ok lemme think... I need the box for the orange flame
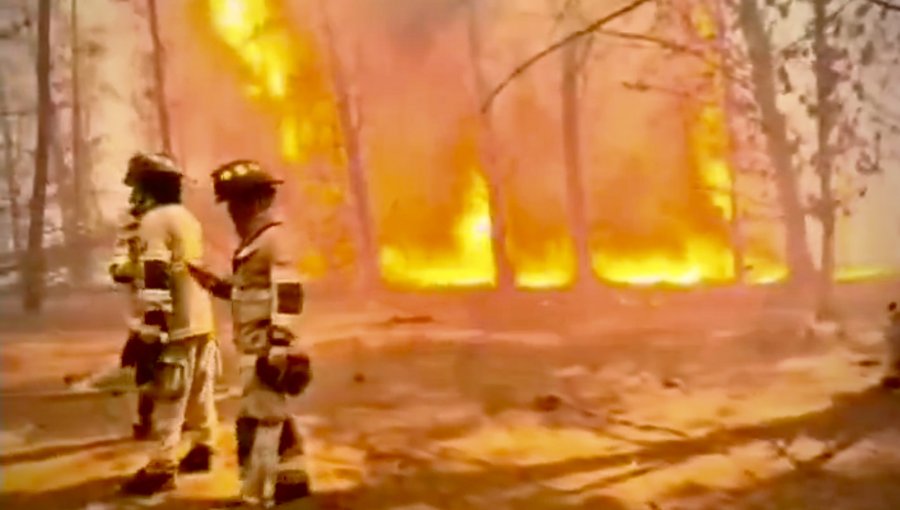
[208,0,340,166]
[380,169,496,287]
[589,5,784,287]
[202,0,888,289]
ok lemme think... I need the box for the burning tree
[600,0,899,295]
[163,0,896,293]
[464,0,516,292]
[558,0,595,289]
[205,1,380,285]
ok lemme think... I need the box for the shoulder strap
[233,221,282,259]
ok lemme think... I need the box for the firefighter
[881,301,900,390]
[119,152,220,496]
[109,204,159,440]
[188,159,311,506]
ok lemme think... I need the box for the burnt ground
[1,281,899,510]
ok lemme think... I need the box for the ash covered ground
[1,282,900,510]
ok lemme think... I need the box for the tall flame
[591,3,783,287]
[380,169,496,287]
[200,0,887,289]
[208,0,340,166]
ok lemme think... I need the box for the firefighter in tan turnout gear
[109,205,159,440]
[119,153,220,496]
[188,159,311,506]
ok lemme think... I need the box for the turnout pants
[123,331,158,429]
[236,354,306,503]
[148,334,218,468]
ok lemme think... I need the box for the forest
[0,0,899,508]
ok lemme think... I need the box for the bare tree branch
[861,0,900,11]
[481,0,655,112]
[596,28,704,58]
[776,0,852,58]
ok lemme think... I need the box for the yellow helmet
[211,159,283,202]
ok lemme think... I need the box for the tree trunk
[737,0,815,287]
[23,0,52,312]
[0,77,23,257]
[710,0,746,284]
[50,102,77,260]
[147,0,172,154]
[68,0,88,286]
[561,38,593,287]
[22,3,80,286]
[465,0,515,291]
[321,11,378,292]
[81,103,100,228]
[812,0,837,317]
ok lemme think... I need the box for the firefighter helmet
[124,152,182,187]
[211,159,283,203]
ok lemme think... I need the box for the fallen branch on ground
[535,393,692,439]
[767,436,857,472]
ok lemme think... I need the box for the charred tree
[321,11,378,292]
[561,33,594,287]
[465,0,515,291]
[146,0,172,154]
[810,0,839,317]
[737,0,816,288]
[23,0,52,311]
[709,1,747,284]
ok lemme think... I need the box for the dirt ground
[1,282,899,509]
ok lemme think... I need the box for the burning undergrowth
[166,0,798,289]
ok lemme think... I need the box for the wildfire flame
[377,119,576,290]
[380,169,496,287]
[202,0,887,289]
[208,0,340,166]
[589,5,785,287]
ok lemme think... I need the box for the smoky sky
[362,0,469,50]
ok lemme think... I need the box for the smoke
[359,0,468,51]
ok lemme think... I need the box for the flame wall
[152,0,892,289]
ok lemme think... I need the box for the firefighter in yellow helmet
[188,159,311,506]
[119,152,220,496]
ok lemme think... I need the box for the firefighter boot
[121,461,176,496]
[178,444,213,473]
[273,469,310,505]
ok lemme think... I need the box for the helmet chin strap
[128,187,158,215]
